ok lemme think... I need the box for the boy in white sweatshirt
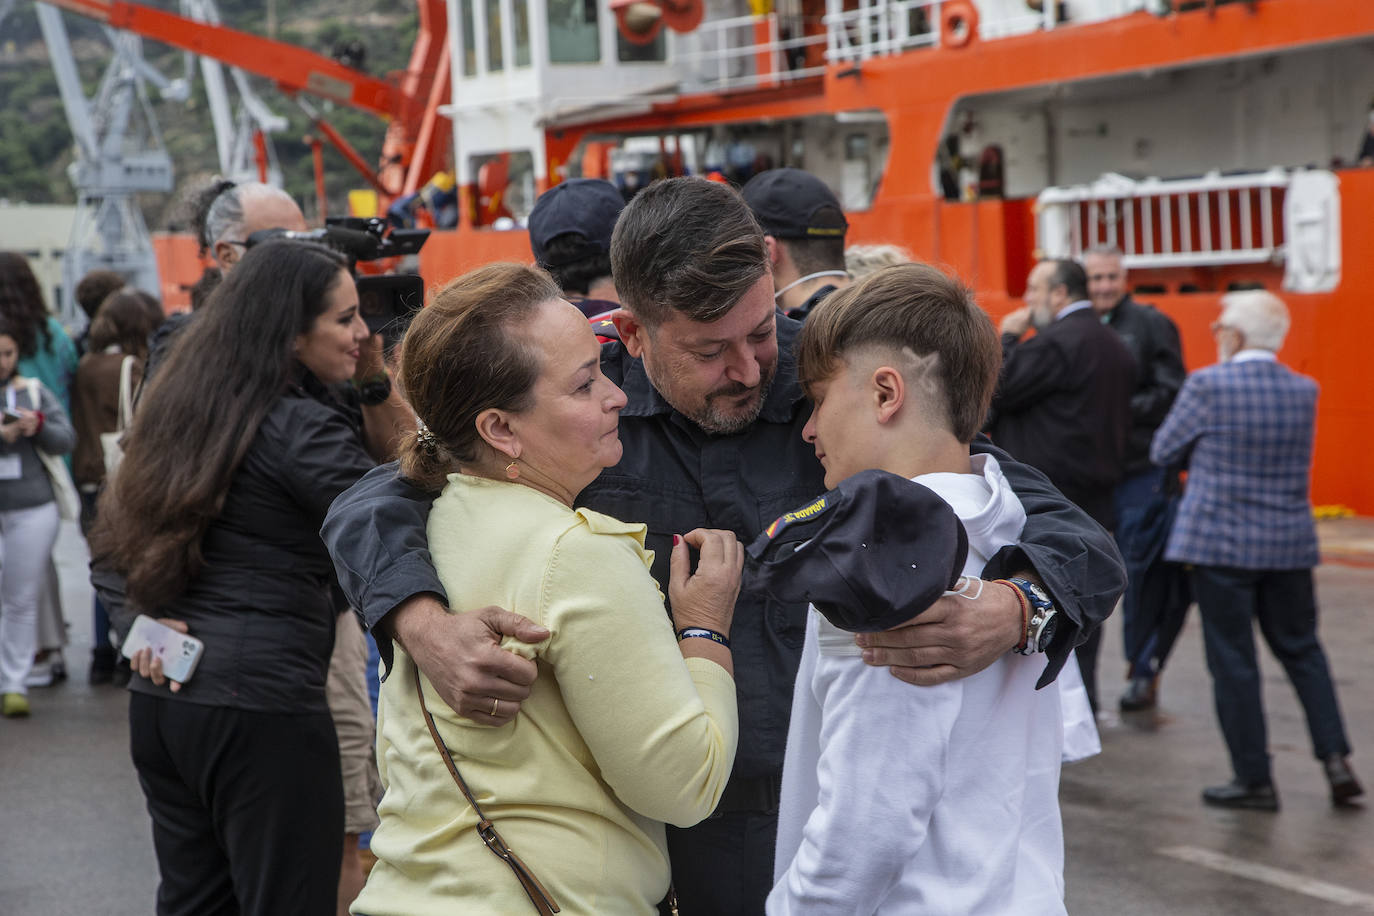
[754,263,1067,915]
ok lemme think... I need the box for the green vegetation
[0,0,419,225]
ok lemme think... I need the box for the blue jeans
[1189,565,1351,786]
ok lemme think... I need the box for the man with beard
[322,179,1126,915]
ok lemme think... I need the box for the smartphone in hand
[120,615,205,684]
[1,408,22,425]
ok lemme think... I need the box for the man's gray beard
[692,370,776,436]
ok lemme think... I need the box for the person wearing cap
[528,178,626,320]
[759,262,1068,914]
[742,168,852,321]
[321,178,1124,916]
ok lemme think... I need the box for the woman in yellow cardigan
[353,264,741,916]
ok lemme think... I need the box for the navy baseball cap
[744,469,968,632]
[528,179,626,268]
[741,168,848,240]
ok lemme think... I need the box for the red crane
[42,0,451,204]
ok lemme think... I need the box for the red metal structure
[42,0,451,202]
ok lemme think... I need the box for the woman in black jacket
[93,240,374,916]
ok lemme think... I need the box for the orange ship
[126,0,1372,511]
[411,0,1374,512]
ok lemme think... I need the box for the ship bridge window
[564,111,890,210]
[487,0,505,71]
[548,0,601,62]
[460,0,477,75]
[469,151,537,227]
[515,0,532,66]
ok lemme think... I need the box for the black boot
[89,646,117,685]
[1201,780,1279,811]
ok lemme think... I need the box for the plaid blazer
[1150,357,1319,570]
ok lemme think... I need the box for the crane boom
[41,0,414,121]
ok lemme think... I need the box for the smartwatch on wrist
[1006,576,1058,655]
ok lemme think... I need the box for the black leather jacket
[322,314,1125,781]
[96,370,375,714]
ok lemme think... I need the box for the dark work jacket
[987,307,1138,529]
[785,284,838,322]
[97,369,375,714]
[1103,295,1186,474]
[323,313,1126,782]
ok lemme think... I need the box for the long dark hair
[0,251,53,358]
[93,240,349,608]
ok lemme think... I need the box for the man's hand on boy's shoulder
[854,579,1023,686]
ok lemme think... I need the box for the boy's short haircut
[798,263,1000,443]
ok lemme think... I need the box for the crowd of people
[0,161,1362,914]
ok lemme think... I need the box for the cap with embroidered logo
[744,469,967,632]
[741,168,849,241]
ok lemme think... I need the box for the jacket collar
[618,310,806,428]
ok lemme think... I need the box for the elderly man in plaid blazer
[1151,290,1361,811]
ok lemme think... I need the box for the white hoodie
[768,453,1067,915]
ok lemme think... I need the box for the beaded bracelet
[676,627,730,648]
[992,579,1031,653]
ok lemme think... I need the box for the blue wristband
[676,627,730,648]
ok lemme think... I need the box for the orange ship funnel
[611,0,703,45]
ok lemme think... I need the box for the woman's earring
[505,461,520,480]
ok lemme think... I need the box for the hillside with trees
[0,0,418,229]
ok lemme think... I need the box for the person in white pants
[1,327,76,717]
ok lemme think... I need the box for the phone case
[120,615,205,683]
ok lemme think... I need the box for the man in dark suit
[1151,290,1361,811]
[987,259,1137,710]
[1084,247,1191,712]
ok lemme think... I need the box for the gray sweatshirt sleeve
[34,382,77,456]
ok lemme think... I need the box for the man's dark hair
[540,235,612,296]
[75,270,128,321]
[783,226,846,277]
[1050,259,1089,302]
[610,177,767,327]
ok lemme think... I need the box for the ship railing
[676,13,828,93]
[1035,169,1291,270]
[824,0,937,63]
[823,1,1175,63]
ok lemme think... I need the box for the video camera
[245,217,429,355]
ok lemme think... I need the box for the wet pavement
[1,519,1371,915]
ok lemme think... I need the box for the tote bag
[25,379,81,521]
[100,355,136,478]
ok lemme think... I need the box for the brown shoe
[1119,675,1158,712]
[1323,755,1364,805]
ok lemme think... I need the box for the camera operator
[158,180,414,463]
